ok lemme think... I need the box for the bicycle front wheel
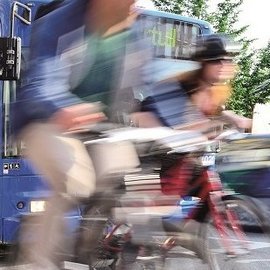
[202,197,270,270]
[75,201,117,270]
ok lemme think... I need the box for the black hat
[193,33,241,61]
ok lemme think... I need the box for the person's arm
[221,110,252,130]
[130,111,163,127]
[14,3,98,132]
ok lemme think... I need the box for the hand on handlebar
[221,110,252,130]
[49,103,106,131]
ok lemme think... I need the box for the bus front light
[30,200,46,213]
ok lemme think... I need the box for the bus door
[0,1,82,246]
[0,6,3,243]
[0,1,50,244]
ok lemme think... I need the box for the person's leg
[18,123,96,268]
[117,241,140,270]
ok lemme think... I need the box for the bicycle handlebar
[66,125,243,155]
[79,126,210,155]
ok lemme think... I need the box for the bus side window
[142,16,180,59]
[181,23,200,59]
[140,14,201,60]
[191,24,200,55]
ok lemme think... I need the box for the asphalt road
[1,232,270,270]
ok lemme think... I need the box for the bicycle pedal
[226,252,237,258]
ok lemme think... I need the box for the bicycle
[76,129,270,270]
[10,128,270,270]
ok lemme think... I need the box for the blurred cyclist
[183,33,252,130]
[12,0,147,269]
[133,33,252,217]
[119,34,252,269]
[133,33,252,132]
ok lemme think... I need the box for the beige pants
[18,123,97,267]
[18,123,139,267]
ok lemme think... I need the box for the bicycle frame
[182,158,251,256]
[102,150,254,262]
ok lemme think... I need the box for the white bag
[59,136,97,198]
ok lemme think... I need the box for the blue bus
[0,0,60,249]
[0,0,213,250]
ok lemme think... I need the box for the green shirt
[71,31,130,114]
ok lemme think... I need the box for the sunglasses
[206,58,234,64]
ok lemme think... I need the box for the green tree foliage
[207,0,244,34]
[152,0,186,14]
[184,0,209,19]
[228,43,270,117]
[152,0,209,18]
[228,49,257,117]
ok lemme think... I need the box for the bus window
[2,80,21,157]
[140,15,201,60]
[2,47,29,158]
[181,22,200,58]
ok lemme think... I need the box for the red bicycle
[71,129,270,270]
